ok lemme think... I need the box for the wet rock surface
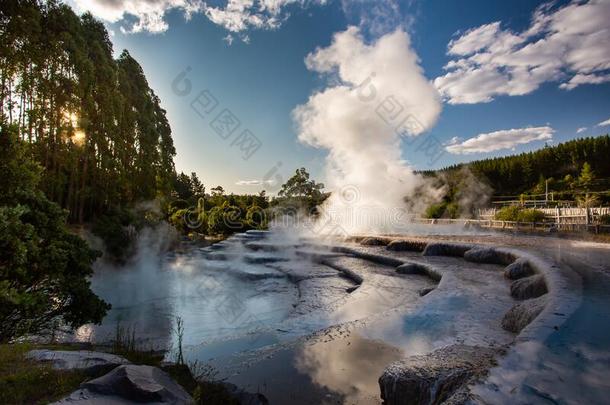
[422,242,472,257]
[360,237,389,246]
[82,365,192,403]
[386,240,426,252]
[503,258,535,280]
[26,350,130,374]
[463,247,516,265]
[378,344,502,405]
[52,365,193,404]
[510,274,548,299]
[502,295,548,333]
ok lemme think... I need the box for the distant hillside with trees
[422,135,610,218]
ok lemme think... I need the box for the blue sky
[68,0,610,193]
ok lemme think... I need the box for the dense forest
[1,0,176,223]
[427,135,610,197]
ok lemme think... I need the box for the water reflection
[294,335,403,404]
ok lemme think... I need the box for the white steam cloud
[292,26,443,234]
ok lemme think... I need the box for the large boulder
[510,274,548,300]
[27,350,130,375]
[77,365,192,404]
[379,344,501,405]
[422,243,472,257]
[386,240,426,252]
[360,237,389,246]
[503,259,535,280]
[501,295,548,333]
[463,247,516,265]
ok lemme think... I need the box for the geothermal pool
[72,229,610,404]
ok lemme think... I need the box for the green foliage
[0,343,89,404]
[246,205,267,229]
[578,162,595,188]
[517,209,546,223]
[495,206,546,222]
[599,214,610,225]
[91,209,135,262]
[427,135,610,198]
[576,192,601,208]
[425,203,446,219]
[207,205,243,235]
[0,125,109,342]
[1,1,177,222]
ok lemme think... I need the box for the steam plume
[293,27,443,234]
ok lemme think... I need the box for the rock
[360,237,388,246]
[26,350,130,375]
[396,262,426,275]
[378,344,501,405]
[386,240,426,252]
[396,263,441,282]
[418,287,435,296]
[422,243,472,257]
[222,382,269,405]
[501,295,548,333]
[510,274,548,300]
[503,259,535,280]
[79,365,193,404]
[463,247,516,265]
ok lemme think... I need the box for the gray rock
[386,240,426,252]
[80,365,192,404]
[503,259,535,280]
[510,274,548,300]
[463,247,516,265]
[379,344,501,405]
[26,350,130,374]
[360,237,389,246]
[501,295,548,333]
[395,262,426,275]
[418,287,435,296]
[422,243,472,257]
[396,263,441,282]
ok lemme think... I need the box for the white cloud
[73,0,326,34]
[235,179,274,186]
[598,117,610,126]
[446,126,554,154]
[435,0,610,104]
[577,127,588,133]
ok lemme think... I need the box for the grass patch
[0,343,87,405]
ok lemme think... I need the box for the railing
[412,217,610,233]
[478,207,610,224]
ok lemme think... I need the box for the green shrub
[246,205,267,229]
[92,209,135,262]
[495,206,522,221]
[517,209,546,223]
[495,206,546,222]
[425,202,447,219]
[207,205,244,235]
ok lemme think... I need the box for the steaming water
[70,229,525,404]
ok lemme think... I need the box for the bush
[0,126,109,342]
[246,205,267,229]
[207,205,244,235]
[91,209,135,262]
[495,206,522,221]
[495,206,545,222]
[425,202,447,219]
[517,209,546,223]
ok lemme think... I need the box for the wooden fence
[413,217,610,233]
[477,207,610,224]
